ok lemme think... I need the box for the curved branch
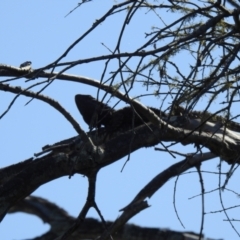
[1,106,240,221]
[9,195,204,240]
[0,67,165,132]
[0,82,94,146]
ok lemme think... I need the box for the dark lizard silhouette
[75,94,114,129]
[106,106,166,132]
[76,94,240,134]
[75,94,166,132]
[172,105,240,132]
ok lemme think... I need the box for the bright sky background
[0,1,240,240]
